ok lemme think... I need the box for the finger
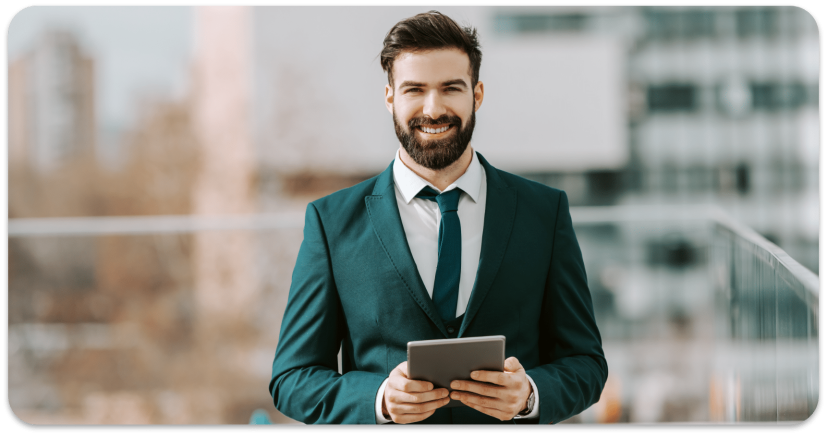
[503,356,523,373]
[468,370,510,387]
[451,380,505,399]
[392,409,437,424]
[387,396,451,415]
[388,376,434,393]
[460,400,513,422]
[451,391,506,411]
[388,387,450,404]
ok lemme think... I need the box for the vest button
[447,327,455,333]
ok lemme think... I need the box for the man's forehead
[392,48,471,85]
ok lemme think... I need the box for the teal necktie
[416,186,462,322]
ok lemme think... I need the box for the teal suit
[269,152,607,424]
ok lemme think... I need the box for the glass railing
[710,212,818,421]
[7,205,818,424]
[568,205,818,423]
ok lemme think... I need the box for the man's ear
[473,80,484,112]
[385,84,394,115]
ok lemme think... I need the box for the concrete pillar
[190,6,257,329]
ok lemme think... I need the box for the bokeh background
[6,6,819,424]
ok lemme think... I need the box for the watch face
[518,391,535,416]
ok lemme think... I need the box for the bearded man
[269,11,607,425]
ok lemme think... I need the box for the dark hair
[380,11,482,89]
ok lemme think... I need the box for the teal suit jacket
[269,152,607,424]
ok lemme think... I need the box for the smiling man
[269,11,607,425]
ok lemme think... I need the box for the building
[485,6,819,272]
[8,29,96,173]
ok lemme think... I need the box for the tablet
[407,335,505,408]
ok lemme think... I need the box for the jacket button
[447,327,455,333]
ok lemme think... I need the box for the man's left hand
[449,356,532,421]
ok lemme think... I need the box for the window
[494,13,588,34]
[736,8,778,38]
[647,84,697,112]
[646,238,699,268]
[735,162,750,194]
[644,8,716,39]
[750,82,808,111]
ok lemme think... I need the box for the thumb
[395,361,409,378]
[504,356,523,373]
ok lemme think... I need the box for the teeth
[422,126,449,134]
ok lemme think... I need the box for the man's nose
[422,91,447,120]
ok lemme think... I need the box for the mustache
[408,115,462,129]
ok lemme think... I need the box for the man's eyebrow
[441,79,468,88]
[398,79,469,89]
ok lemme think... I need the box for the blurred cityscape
[6,6,819,424]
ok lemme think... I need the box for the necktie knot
[416,186,461,214]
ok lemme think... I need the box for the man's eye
[445,87,461,92]
[406,88,422,93]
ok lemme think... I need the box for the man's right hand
[382,361,450,424]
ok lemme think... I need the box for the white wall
[477,35,628,172]
[252,6,629,175]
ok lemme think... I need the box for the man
[269,11,607,424]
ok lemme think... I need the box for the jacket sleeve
[269,203,386,424]
[525,191,608,424]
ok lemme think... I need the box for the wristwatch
[516,390,535,417]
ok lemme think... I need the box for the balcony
[7,205,818,423]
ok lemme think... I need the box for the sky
[7,6,193,135]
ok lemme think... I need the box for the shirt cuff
[375,378,392,424]
[513,373,540,419]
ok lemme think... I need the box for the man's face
[385,48,484,170]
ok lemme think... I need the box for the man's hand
[383,361,450,424]
[449,356,532,421]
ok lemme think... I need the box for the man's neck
[398,146,474,192]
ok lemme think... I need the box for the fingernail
[471,371,479,378]
[451,382,459,389]
[427,383,433,390]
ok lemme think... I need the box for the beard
[393,107,476,171]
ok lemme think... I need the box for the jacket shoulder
[489,166,566,206]
[308,174,381,217]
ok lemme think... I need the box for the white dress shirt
[374,148,539,423]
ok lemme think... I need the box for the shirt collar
[392,147,483,205]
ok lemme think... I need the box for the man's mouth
[416,124,453,135]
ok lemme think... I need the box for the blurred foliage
[9,100,199,218]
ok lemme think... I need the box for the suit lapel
[459,153,517,337]
[365,161,449,337]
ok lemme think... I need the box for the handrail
[709,208,819,307]
[6,212,306,236]
[7,205,817,304]
[6,204,723,235]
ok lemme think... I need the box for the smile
[417,124,452,134]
